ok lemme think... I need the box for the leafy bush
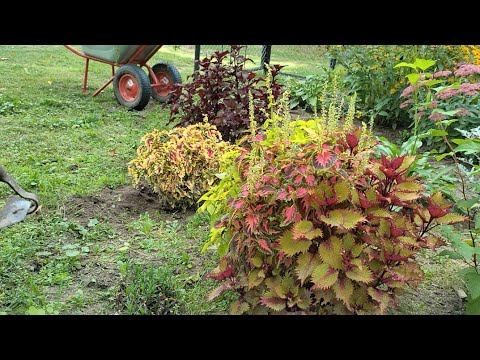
[397,59,480,152]
[116,261,182,315]
[436,127,480,314]
[199,86,465,315]
[288,69,342,113]
[128,122,231,210]
[326,45,464,127]
[168,45,284,142]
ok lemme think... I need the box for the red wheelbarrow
[64,45,182,110]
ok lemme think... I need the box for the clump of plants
[397,59,480,151]
[168,45,284,142]
[326,45,466,127]
[116,260,182,315]
[288,69,343,113]
[128,122,231,210]
[198,72,465,315]
[397,57,480,314]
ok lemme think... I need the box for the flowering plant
[397,61,480,152]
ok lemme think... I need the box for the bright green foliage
[200,82,465,314]
[128,122,232,210]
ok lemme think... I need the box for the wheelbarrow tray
[81,45,161,65]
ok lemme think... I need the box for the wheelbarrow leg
[83,58,90,94]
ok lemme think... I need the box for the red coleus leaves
[204,119,467,316]
[313,144,336,169]
[346,133,359,149]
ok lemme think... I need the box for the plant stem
[439,123,477,270]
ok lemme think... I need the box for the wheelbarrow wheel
[113,64,151,110]
[149,62,182,103]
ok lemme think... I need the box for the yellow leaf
[334,180,350,202]
[311,264,339,289]
[346,264,374,283]
[230,300,250,315]
[295,252,322,285]
[248,269,265,289]
[279,231,311,256]
[319,236,343,269]
[394,191,421,201]
[366,208,392,219]
[436,213,467,225]
[320,209,366,230]
[333,277,354,304]
[397,155,415,173]
[394,181,424,192]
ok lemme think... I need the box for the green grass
[0,45,229,314]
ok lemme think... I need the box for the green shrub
[326,45,464,127]
[288,69,342,113]
[199,83,465,315]
[128,122,231,210]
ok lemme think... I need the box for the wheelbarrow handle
[0,166,39,214]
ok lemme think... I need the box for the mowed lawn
[0,45,235,315]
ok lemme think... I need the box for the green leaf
[435,153,453,161]
[456,197,480,211]
[311,264,339,289]
[466,296,480,315]
[87,218,99,227]
[437,250,463,260]
[295,252,322,285]
[320,209,366,230]
[476,213,480,230]
[424,79,442,87]
[393,62,417,69]
[65,250,80,257]
[279,230,311,256]
[319,237,343,269]
[27,306,46,315]
[465,272,480,300]
[455,141,480,155]
[414,58,436,71]
[427,129,449,137]
[405,73,420,85]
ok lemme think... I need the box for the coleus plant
[167,45,284,143]
[128,122,232,210]
[199,85,466,315]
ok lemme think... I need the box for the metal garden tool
[0,166,39,229]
